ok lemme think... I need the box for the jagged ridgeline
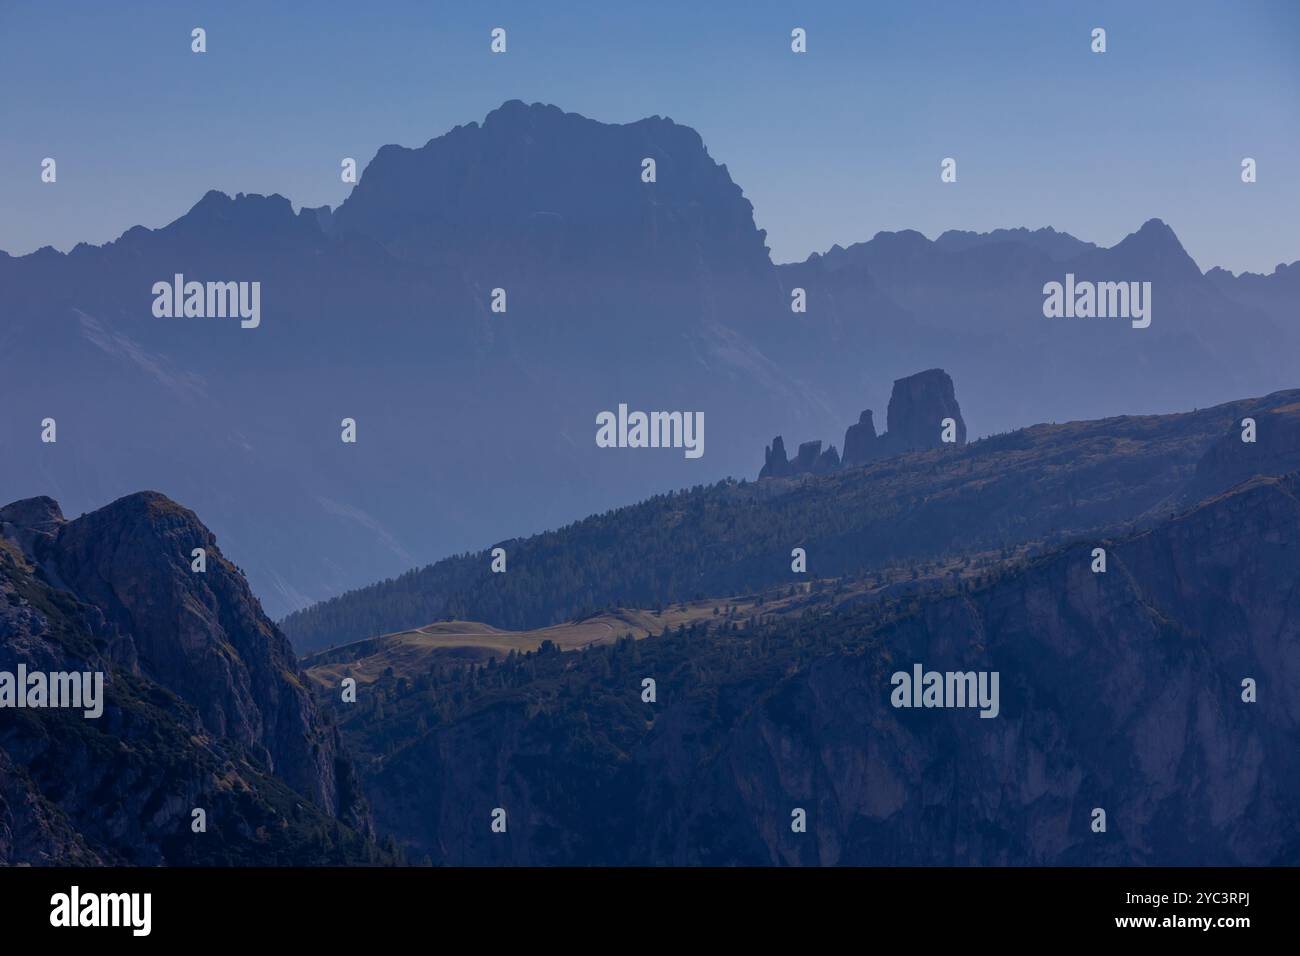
[281,387,1300,653]
[760,368,968,477]
[0,494,387,865]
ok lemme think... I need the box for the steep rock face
[760,436,793,479]
[1184,400,1300,503]
[0,539,377,864]
[881,368,966,453]
[660,474,1300,865]
[40,492,349,815]
[759,438,841,478]
[353,472,1300,865]
[0,731,101,865]
[0,496,62,557]
[0,492,375,864]
[794,440,822,472]
[842,410,879,466]
[812,445,841,474]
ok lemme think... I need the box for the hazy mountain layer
[3,102,1297,620]
[282,388,1300,652]
[4,385,1297,865]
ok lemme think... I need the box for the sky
[2,0,1298,274]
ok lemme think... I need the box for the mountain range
[5,386,1298,863]
[3,100,1298,622]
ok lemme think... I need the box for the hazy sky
[2,0,1297,273]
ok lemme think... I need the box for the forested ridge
[281,393,1277,653]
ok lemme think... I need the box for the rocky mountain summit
[0,492,376,865]
[760,368,967,478]
[335,99,773,277]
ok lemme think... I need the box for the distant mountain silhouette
[336,100,771,276]
[1206,260,1300,333]
[933,226,1098,260]
[1,101,1297,620]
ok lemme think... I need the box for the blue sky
[2,0,1297,273]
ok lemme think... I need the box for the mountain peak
[334,103,770,272]
[482,98,566,128]
[1136,216,1173,235]
[91,488,203,524]
[1104,217,1201,278]
[0,494,64,528]
[1125,217,1182,248]
[41,489,353,816]
[1129,217,1184,250]
[180,189,296,223]
[0,495,65,561]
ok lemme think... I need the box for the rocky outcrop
[0,496,63,554]
[794,440,822,472]
[842,410,879,466]
[44,492,348,814]
[760,436,793,478]
[760,438,842,479]
[812,444,841,474]
[671,472,1300,865]
[759,368,967,479]
[0,491,377,865]
[881,368,966,452]
[286,387,1299,652]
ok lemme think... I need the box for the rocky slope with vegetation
[312,472,1300,864]
[0,493,382,865]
